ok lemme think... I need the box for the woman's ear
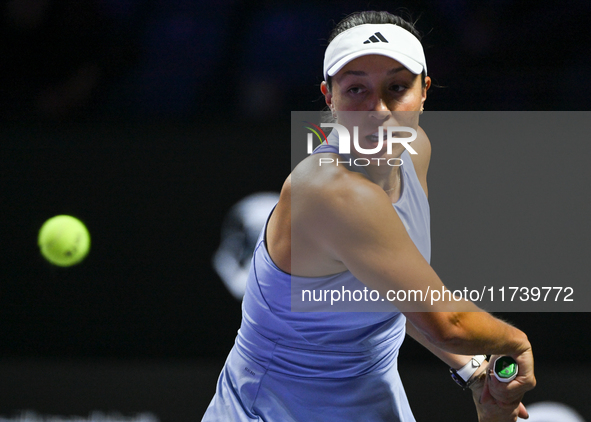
[320,81,332,108]
[421,76,431,109]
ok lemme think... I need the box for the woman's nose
[368,97,391,120]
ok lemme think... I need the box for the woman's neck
[364,163,401,192]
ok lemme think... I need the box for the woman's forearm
[407,310,530,357]
[438,311,530,356]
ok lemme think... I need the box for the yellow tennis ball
[38,215,91,267]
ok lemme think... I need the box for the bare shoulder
[267,152,453,317]
[289,153,387,225]
[293,154,405,266]
[267,153,394,276]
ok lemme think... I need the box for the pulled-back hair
[325,11,426,90]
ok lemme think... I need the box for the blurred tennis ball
[38,215,90,267]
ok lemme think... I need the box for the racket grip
[493,356,518,382]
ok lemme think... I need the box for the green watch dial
[494,356,518,378]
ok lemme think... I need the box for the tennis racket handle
[493,356,518,382]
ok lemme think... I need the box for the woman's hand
[470,371,529,422]
[481,349,536,408]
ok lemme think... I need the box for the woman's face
[323,54,429,113]
[321,54,430,159]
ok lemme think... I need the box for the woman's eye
[348,86,364,94]
[390,84,406,92]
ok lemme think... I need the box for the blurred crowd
[1,0,589,123]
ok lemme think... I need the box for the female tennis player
[203,11,535,422]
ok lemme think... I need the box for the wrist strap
[456,355,487,382]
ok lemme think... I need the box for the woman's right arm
[295,164,535,403]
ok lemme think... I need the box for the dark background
[1,0,590,421]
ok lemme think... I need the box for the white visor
[323,23,427,80]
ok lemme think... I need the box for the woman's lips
[365,130,398,143]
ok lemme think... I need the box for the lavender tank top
[203,129,431,421]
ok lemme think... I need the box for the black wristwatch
[450,355,489,389]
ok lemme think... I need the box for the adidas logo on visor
[363,32,389,44]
